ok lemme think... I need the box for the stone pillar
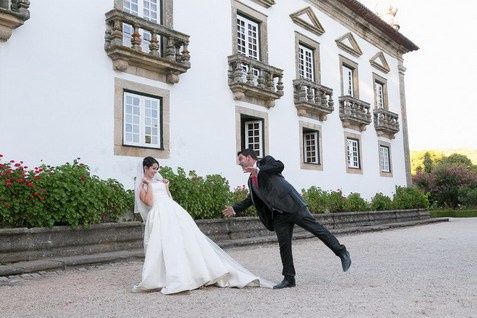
[398,58,412,186]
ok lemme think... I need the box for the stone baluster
[149,31,160,57]
[246,65,254,86]
[110,19,123,47]
[233,62,244,84]
[276,74,284,95]
[131,24,142,51]
[265,72,274,91]
[257,69,265,89]
[298,83,307,102]
[307,85,314,103]
[181,42,190,63]
[11,0,30,19]
[165,37,176,60]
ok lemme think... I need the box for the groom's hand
[222,206,236,218]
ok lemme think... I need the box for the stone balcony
[0,0,30,42]
[374,108,400,139]
[338,95,372,131]
[227,54,284,108]
[293,78,334,121]
[104,9,190,84]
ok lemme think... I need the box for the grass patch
[430,209,477,218]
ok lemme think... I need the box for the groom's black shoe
[339,250,351,272]
[273,278,296,289]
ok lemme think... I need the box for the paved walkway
[1,218,476,317]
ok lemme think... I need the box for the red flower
[14,163,21,167]
[0,154,3,158]
[10,160,14,163]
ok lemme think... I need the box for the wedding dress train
[133,181,272,294]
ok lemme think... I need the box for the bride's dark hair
[143,156,159,168]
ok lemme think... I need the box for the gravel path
[1,218,476,318]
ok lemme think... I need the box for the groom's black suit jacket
[232,155,310,231]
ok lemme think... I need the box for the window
[232,1,269,64]
[346,138,360,169]
[122,0,161,53]
[303,130,320,164]
[243,119,263,158]
[299,44,314,81]
[379,145,390,172]
[339,55,359,98]
[123,91,162,148]
[373,74,388,110]
[237,14,260,60]
[342,65,354,97]
[375,81,384,109]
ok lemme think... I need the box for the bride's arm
[139,180,154,207]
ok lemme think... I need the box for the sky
[359,0,477,151]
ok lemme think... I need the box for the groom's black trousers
[273,211,345,278]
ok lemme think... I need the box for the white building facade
[0,0,417,198]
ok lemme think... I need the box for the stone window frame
[231,0,269,64]
[114,78,170,158]
[235,105,269,158]
[378,140,392,177]
[114,0,173,28]
[344,131,363,174]
[373,72,389,110]
[339,55,359,98]
[295,32,321,83]
[299,121,323,171]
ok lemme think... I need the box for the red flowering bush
[0,157,48,227]
[0,154,133,228]
[413,163,477,208]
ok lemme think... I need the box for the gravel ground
[1,218,476,318]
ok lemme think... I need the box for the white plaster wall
[0,0,410,198]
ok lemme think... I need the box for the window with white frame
[241,117,264,158]
[346,138,360,168]
[237,14,260,60]
[123,91,162,148]
[123,0,161,53]
[303,129,320,164]
[299,44,314,81]
[379,145,391,172]
[342,65,354,97]
[375,81,385,109]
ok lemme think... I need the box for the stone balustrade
[374,108,400,139]
[228,54,284,108]
[0,0,30,42]
[104,9,190,84]
[293,78,334,121]
[338,95,372,131]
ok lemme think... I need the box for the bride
[132,156,272,294]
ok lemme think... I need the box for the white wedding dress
[133,181,272,294]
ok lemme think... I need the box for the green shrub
[159,166,231,219]
[344,192,369,212]
[328,190,347,213]
[458,187,477,208]
[393,186,429,209]
[302,186,328,213]
[229,185,256,217]
[0,156,133,229]
[370,192,393,211]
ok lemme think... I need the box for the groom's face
[237,154,255,170]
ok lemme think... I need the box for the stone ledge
[0,217,448,277]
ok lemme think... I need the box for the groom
[223,149,351,289]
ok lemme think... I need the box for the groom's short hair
[237,148,258,160]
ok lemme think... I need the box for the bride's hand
[142,178,151,185]
[162,179,170,186]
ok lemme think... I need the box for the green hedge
[429,209,477,218]
[0,154,435,229]
[0,158,133,228]
[301,186,428,213]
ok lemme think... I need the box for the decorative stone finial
[375,1,400,30]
